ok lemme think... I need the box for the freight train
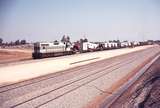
[32,38,143,59]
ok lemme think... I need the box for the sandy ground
[0,45,158,86]
[0,48,32,64]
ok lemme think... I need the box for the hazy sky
[0,0,160,42]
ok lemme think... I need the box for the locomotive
[32,40,74,59]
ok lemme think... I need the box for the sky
[0,0,160,42]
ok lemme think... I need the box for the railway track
[14,59,136,108]
[0,47,159,108]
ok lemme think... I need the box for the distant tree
[113,40,115,42]
[113,40,120,43]
[20,40,26,44]
[0,38,3,45]
[147,40,154,42]
[15,40,20,45]
[54,40,59,45]
[109,40,112,43]
[80,38,88,43]
[5,42,8,46]
[80,38,83,43]
[9,41,14,46]
[83,38,88,42]
[61,35,66,43]
[117,40,120,43]
[123,40,128,42]
[66,36,70,42]
[147,40,154,45]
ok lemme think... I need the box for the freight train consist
[32,36,149,59]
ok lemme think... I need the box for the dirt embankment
[0,49,32,64]
[110,57,160,108]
